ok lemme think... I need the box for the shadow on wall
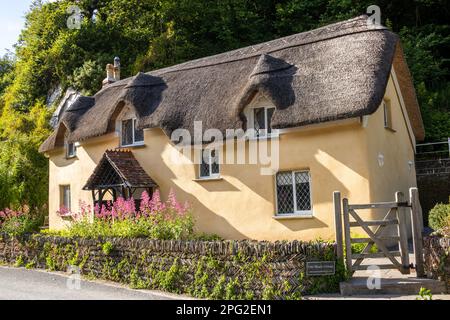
[195,179,240,193]
[51,153,78,168]
[76,127,371,240]
[147,139,249,239]
[158,138,354,236]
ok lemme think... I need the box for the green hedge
[429,201,450,232]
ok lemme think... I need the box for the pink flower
[140,191,151,215]
[56,206,72,217]
[79,200,92,219]
[52,189,192,227]
[149,190,166,212]
[166,189,188,216]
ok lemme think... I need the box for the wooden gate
[334,188,425,277]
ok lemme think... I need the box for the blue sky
[0,0,33,56]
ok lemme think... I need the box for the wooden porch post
[98,188,103,205]
[112,188,118,202]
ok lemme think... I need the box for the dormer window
[121,118,144,147]
[253,106,275,137]
[244,96,278,138]
[64,133,76,158]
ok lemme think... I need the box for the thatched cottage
[40,15,424,241]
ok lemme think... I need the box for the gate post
[395,191,410,274]
[333,191,344,261]
[342,198,353,274]
[409,187,425,277]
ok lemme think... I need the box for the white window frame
[61,185,71,211]
[120,118,144,147]
[275,170,313,216]
[247,105,278,138]
[199,148,220,179]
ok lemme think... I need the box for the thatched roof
[40,15,424,153]
[83,150,158,190]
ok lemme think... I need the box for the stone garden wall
[424,235,450,291]
[0,234,344,299]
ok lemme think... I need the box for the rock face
[50,88,81,128]
[0,234,342,298]
[46,84,63,107]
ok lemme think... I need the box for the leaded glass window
[276,171,312,215]
[65,133,76,158]
[121,119,134,146]
[199,148,220,178]
[121,118,144,146]
[134,119,144,143]
[61,185,71,210]
[252,106,275,137]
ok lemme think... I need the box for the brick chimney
[102,57,121,87]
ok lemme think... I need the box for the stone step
[340,277,447,296]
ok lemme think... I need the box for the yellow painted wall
[364,75,417,201]
[47,72,418,241]
[360,72,417,238]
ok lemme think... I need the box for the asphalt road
[0,266,176,300]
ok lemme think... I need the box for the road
[0,266,179,300]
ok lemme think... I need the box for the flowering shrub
[54,190,195,240]
[0,205,45,236]
[57,200,92,221]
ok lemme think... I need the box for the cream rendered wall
[48,122,371,241]
[360,71,418,237]
[364,72,417,201]
[47,73,417,241]
[48,134,118,230]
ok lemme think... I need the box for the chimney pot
[114,57,120,68]
[113,57,121,81]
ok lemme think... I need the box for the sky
[0,0,33,56]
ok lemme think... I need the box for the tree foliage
[0,0,449,209]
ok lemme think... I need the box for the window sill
[194,177,223,182]
[247,134,279,141]
[273,214,313,220]
[384,127,396,133]
[59,214,74,220]
[119,143,145,149]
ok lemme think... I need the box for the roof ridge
[104,150,128,183]
[145,15,385,76]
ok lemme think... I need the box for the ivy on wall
[0,234,347,299]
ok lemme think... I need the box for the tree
[0,0,449,210]
[0,54,14,97]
